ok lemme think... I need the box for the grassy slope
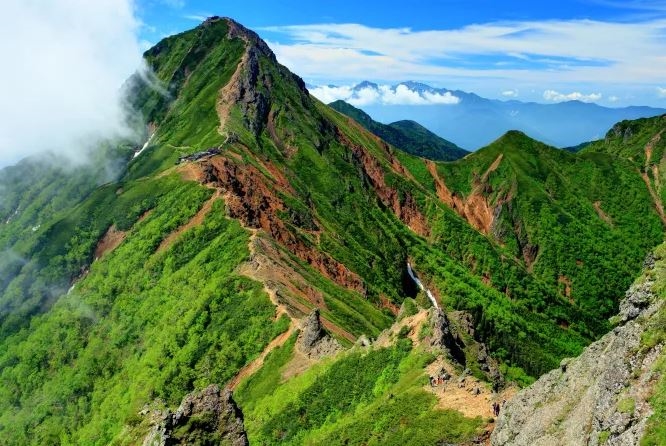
[235,336,483,445]
[329,99,468,161]
[0,177,289,444]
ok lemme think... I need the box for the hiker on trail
[492,401,500,416]
[430,376,436,387]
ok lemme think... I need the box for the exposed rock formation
[492,269,664,445]
[430,309,467,366]
[143,384,248,446]
[297,309,342,359]
[431,309,503,387]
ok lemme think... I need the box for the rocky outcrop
[431,309,503,387]
[431,309,467,366]
[491,267,664,445]
[143,384,248,446]
[297,309,342,359]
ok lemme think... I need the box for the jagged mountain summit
[320,80,666,149]
[0,16,665,445]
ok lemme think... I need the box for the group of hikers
[428,371,451,386]
[428,368,506,417]
[492,400,506,417]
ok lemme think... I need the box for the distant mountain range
[313,81,666,149]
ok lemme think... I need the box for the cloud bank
[543,90,603,103]
[502,89,519,98]
[0,0,144,168]
[310,83,460,106]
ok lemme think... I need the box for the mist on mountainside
[0,0,144,169]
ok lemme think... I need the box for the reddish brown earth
[593,201,613,226]
[426,160,497,234]
[644,130,663,164]
[94,225,127,259]
[336,128,430,237]
[640,170,666,225]
[206,155,367,296]
[558,275,573,302]
[379,294,401,315]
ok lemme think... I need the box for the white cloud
[502,89,519,97]
[263,19,666,92]
[658,87,666,97]
[543,90,602,102]
[0,0,143,167]
[183,14,209,22]
[309,85,354,104]
[608,95,620,102]
[309,83,460,106]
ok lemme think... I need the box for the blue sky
[136,1,666,107]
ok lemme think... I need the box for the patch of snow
[407,262,439,309]
[133,133,154,159]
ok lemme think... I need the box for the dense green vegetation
[236,338,483,445]
[0,176,288,444]
[584,115,666,165]
[0,144,136,339]
[329,100,468,161]
[434,131,662,321]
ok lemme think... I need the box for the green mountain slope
[0,17,663,445]
[329,99,469,161]
[583,114,666,225]
[431,130,662,318]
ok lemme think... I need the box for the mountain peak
[353,80,379,91]
[221,16,276,61]
[398,81,436,92]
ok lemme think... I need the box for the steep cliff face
[491,252,666,446]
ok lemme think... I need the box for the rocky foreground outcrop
[142,384,248,446]
[297,308,342,359]
[431,308,503,387]
[491,260,664,446]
